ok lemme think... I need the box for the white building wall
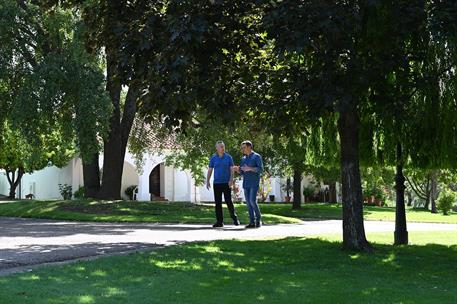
[173,170,189,202]
[0,171,9,196]
[3,149,334,203]
[20,163,73,200]
[71,159,84,195]
[120,161,139,200]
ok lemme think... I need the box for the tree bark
[406,190,412,207]
[394,142,408,245]
[6,167,25,199]
[95,47,123,199]
[337,106,372,252]
[292,166,302,209]
[424,174,432,210]
[83,153,101,198]
[430,171,438,213]
[286,177,291,198]
[96,81,140,199]
[328,182,337,203]
[94,0,140,200]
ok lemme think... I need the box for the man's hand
[233,166,240,173]
[241,165,253,172]
[206,181,211,190]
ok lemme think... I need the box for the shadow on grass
[0,237,455,304]
[0,217,219,239]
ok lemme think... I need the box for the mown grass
[0,200,302,224]
[0,200,456,224]
[0,231,455,304]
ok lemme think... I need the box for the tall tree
[0,122,72,198]
[0,0,111,199]
[262,0,375,251]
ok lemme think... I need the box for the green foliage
[303,186,315,199]
[437,189,456,216]
[361,166,395,199]
[0,121,73,176]
[131,113,276,185]
[58,184,73,200]
[1,234,457,304]
[73,186,85,200]
[0,1,111,165]
[124,185,138,201]
[281,180,293,197]
[0,200,455,224]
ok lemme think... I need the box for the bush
[74,186,85,200]
[303,186,315,202]
[125,185,138,200]
[437,189,456,215]
[58,183,73,200]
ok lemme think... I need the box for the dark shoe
[233,219,240,226]
[255,222,262,228]
[213,223,224,228]
[245,223,256,229]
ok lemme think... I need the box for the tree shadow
[0,237,455,303]
[0,217,218,239]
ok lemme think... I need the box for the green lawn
[0,231,455,304]
[0,200,456,224]
[0,200,302,224]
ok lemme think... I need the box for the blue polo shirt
[209,153,234,184]
[240,151,263,188]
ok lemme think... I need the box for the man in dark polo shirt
[206,141,240,228]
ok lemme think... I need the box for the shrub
[74,186,85,200]
[303,186,315,202]
[58,183,73,200]
[437,189,456,215]
[125,185,138,200]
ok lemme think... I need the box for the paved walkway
[0,217,456,275]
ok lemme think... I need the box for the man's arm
[243,155,263,173]
[229,156,234,187]
[206,168,213,190]
[229,166,234,187]
[256,155,264,174]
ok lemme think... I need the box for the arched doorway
[149,164,162,200]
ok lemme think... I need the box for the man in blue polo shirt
[206,141,240,228]
[234,140,263,228]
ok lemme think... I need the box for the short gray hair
[215,140,225,148]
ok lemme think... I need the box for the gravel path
[0,217,455,275]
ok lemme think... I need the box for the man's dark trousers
[213,183,238,224]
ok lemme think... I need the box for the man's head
[215,140,225,154]
[241,140,253,155]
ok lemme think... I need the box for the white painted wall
[121,161,139,200]
[0,171,9,196]
[20,163,73,200]
[2,149,336,204]
[71,159,84,195]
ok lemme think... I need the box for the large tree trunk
[292,166,303,209]
[96,80,140,200]
[83,153,101,198]
[6,167,25,199]
[328,182,337,203]
[96,48,123,199]
[424,174,432,210]
[430,171,438,214]
[337,106,372,252]
[394,142,408,245]
[406,190,412,207]
[94,0,140,200]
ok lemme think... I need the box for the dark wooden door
[149,165,161,198]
